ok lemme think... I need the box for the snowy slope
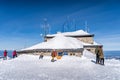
[23,33,83,50]
[83,49,95,59]
[0,52,120,80]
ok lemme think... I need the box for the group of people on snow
[38,47,105,64]
[2,47,105,65]
[95,46,104,65]
[40,48,105,64]
[3,50,17,60]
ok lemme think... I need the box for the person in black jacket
[95,47,100,64]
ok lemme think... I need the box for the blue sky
[0,0,120,50]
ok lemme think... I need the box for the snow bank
[0,56,11,61]
[0,53,120,80]
[83,49,95,59]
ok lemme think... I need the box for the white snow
[47,30,90,37]
[23,33,83,50]
[93,41,100,45]
[0,50,120,80]
[82,41,102,46]
[83,49,95,59]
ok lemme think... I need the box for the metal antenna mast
[67,16,70,32]
[62,22,65,32]
[85,21,89,32]
[73,19,77,31]
[43,18,50,42]
[62,16,70,32]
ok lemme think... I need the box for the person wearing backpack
[13,50,17,58]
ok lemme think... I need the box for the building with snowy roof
[18,30,103,57]
[45,30,102,54]
[19,33,84,57]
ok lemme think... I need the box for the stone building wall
[33,52,51,56]
[67,52,83,57]
[32,51,83,57]
[84,47,96,54]
[45,36,94,44]
[84,46,103,54]
[76,37,94,44]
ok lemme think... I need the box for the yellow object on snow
[56,56,62,59]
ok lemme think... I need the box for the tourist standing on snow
[39,53,44,59]
[12,50,17,58]
[3,50,7,60]
[95,47,100,64]
[51,49,57,62]
[99,46,104,65]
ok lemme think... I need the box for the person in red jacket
[51,49,57,62]
[3,50,7,60]
[12,50,17,58]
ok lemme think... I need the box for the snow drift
[0,51,120,80]
[83,49,95,59]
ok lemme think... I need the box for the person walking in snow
[12,50,17,58]
[51,49,57,62]
[3,50,7,60]
[95,47,100,64]
[99,46,104,65]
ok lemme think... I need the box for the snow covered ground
[0,50,120,80]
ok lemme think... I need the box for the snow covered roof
[22,33,83,51]
[82,41,102,46]
[46,30,93,37]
